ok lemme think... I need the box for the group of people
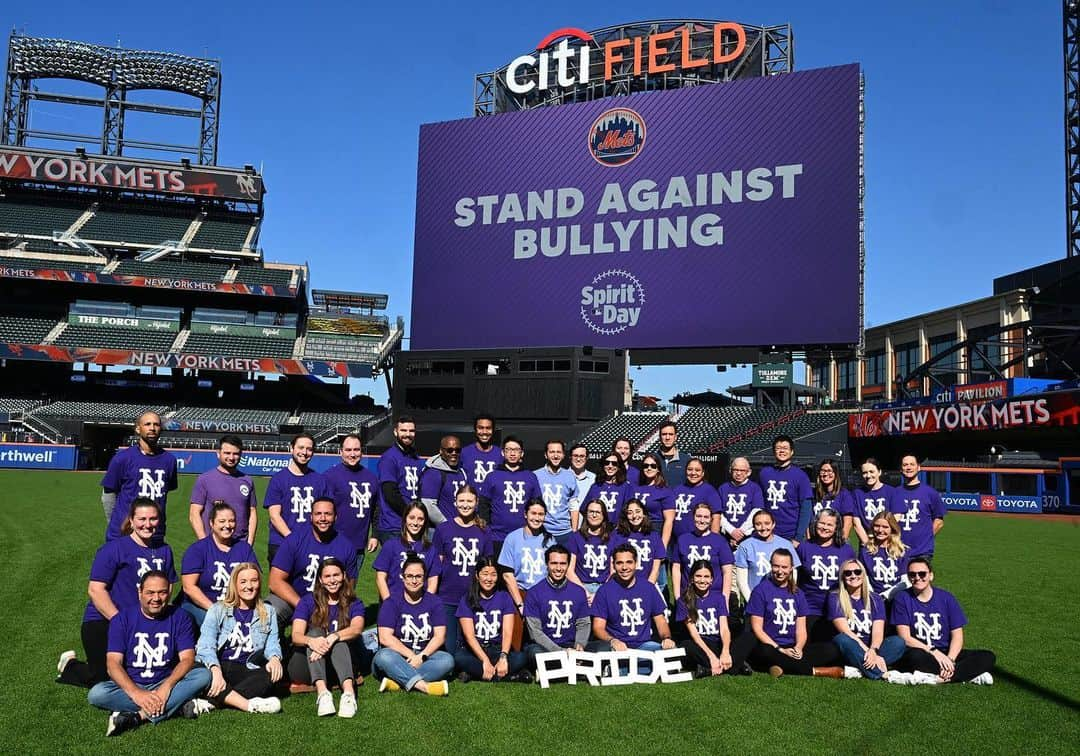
[58,410,996,735]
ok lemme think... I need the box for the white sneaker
[247,696,281,714]
[967,672,994,685]
[57,650,76,676]
[338,692,357,718]
[910,671,941,685]
[181,698,215,718]
[316,691,335,717]
[884,671,913,685]
[843,666,862,679]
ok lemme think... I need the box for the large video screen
[412,64,861,350]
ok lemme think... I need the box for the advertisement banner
[190,322,297,340]
[941,493,980,511]
[0,265,295,298]
[0,443,77,470]
[848,391,1080,438]
[170,450,379,477]
[0,341,373,378]
[164,419,277,435]
[753,363,793,388]
[412,64,861,350]
[0,147,262,200]
[68,313,179,332]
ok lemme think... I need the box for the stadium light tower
[1066,0,1079,257]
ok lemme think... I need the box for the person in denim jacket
[195,563,283,714]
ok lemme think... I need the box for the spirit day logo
[580,269,645,335]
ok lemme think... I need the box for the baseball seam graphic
[581,269,645,335]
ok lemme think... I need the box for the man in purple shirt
[188,434,257,545]
[377,416,423,543]
[589,544,675,653]
[524,545,591,667]
[324,433,381,570]
[87,571,211,736]
[758,435,813,541]
[896,455,946,557]
[461,414,502,489]
[268,497,358,624]
[101,411,178,543]
[478,436,542,549]
[263,432,329,563]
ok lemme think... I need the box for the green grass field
[3,469,1078,755]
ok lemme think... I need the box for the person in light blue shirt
[534,440,578,546]
[734,509,800,602]
[568,444,596,530]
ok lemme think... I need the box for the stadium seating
[0,313,61,344]
[710,408,854,459]
[303,333,382,362]
[300,410,372,430]
[189,217,253,251]
[111,259,230,282]
[0,256,105,274]
[79,205,195,247]
[182,332,294,358]
[52,324,177,352]
[0,397,43,413]
[0,197,87,237]
[643,405,758,454]
[574,411,670,454]
[173,406,288,427]
[232,265,294,288]
[33,401,168,422]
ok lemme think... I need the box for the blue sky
[5,1,1066,404]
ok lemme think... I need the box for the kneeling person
[589,545,675,657]
[524,545,591,669]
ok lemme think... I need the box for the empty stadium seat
[0,197,87,237]
[232,265,293,287]
[189,217,253,251]
[79,205,195,247]
[182,333,294,358]
[0,313,61,344]
[574,411,671,455]
[34,401,168,422]
[52,324,177,352]
[111,259,229,283]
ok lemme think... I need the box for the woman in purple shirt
[610,499,665,584]
[567,499,614,601]
[58,498,176,689]
[453,557,529,682]
[374,502,439,600]
[795,508,855,641]
[860,511,910,599]
[181,502,259,627]
[828,558,907,682]
[433,484,493,653]
[811,460,855,539]
[676,561,750,678]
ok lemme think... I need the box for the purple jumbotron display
[411,64,861,350]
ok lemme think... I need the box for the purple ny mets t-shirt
[102,446,178,542]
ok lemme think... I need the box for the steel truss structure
[474,19,793,116]
[2,34,221,164]
[1066,1,1079,257]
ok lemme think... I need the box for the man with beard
[102,411,178,544]
[189,434,258,545]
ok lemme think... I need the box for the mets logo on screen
[588,108,646,167]
[581,269,645,335]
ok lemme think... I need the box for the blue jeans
[372,648,454,691]
[88,667,211,723]
[442,603,462,653]
[833,633,907,680]
[180,600,206,629]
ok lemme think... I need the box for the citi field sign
[504,24,747,95]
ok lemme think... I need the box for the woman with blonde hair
[859,511,910,599]
[196,563,283,713]
[827,558,908,682]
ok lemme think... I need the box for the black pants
[57,620,109,688]
[805,614,837,643]
[730,628,841,676]
[453,645,527,679]
[207,661,273,706]
[898,648,996,683]
[679,636,750,673]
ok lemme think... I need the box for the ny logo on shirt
[863,497,886,522]
[674,494,694,520]
[211,560,232,597]
[137,468,167,500]
[503,482,527,512]
[632,538,652,566]
[809,555,840,588]
[913,611,942,644]
[725,493,748,519]
[473,460,496,485]
[637,492,652,508]
[348,481,372,518]
[849,607,873,638]
[132,632,170,678]
[582,544,608,576]
[618,597,645,636]
[403,465,420,497]
[686,544,712,565]
[772,598,797,635]
[302,553,322,592]
[696,607,719,637]
[872,557,898,588]
[521,547,545,583]
[755,551,771,577]
[451,537,480,577]
[765,480,788,508]
[400,612,432,649]
[474,610,502,642]
[290,486,314,523]
[224,621,253,660]
[134,556,165,586]
[541,483,566,510]
[398,550,426,571]
[901,499,920,531]
[547,600,574,634]
[598,491,619,514]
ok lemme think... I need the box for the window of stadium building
[519,359,571,373]
[967,325,1002,381]
[998,473,1037,497]
[405,360,465,376]
[929,333,959,385]
[578,360,609,374]
[837,359,857,400]
[863,351,885,386]
[405,386,464,410]
[952,471,991,494]
[894,342,920,382]
[473,360,512,375]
